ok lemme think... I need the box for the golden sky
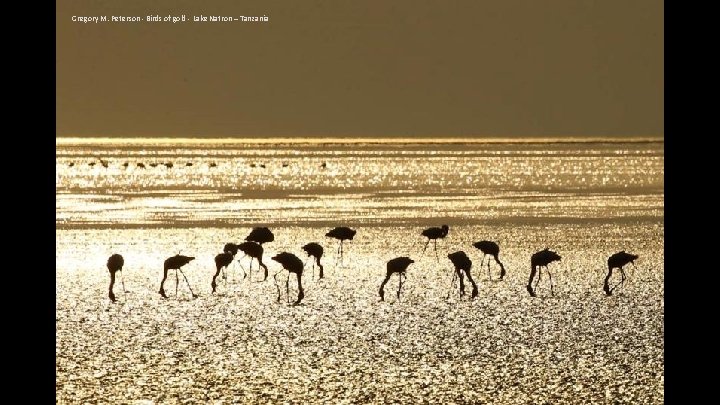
[57,0,663,138]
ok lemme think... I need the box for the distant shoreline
[56,136,664,146]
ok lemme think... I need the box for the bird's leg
[480,255,486,269]
[421,239,430,257]
[496,256,506,280]
[286,273,291,304]
[259,260,269,282]
[535,267,542,291]
[464,268,478,299]
[547,268,554,296]
[273,271,282,302]
[294,272,304,306]
[619,268,627,294]
[433,240,439,262]
[175,269,179,297]
[487,259,492,281]
[446,270,458,300]
[120,270,126,294]
[159,268,169,298]
[318,259,324,279]
[458,268,466,297]
[603,268,613,296]
[397,273,404,300]
[179,269,198,298]
[237,254,247,280]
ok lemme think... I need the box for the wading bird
[159,254,197,299]
[421,225,449,261]
[237,241,269,281]
[326,226,356,265]
[271,252,305,305]
[245,227,274,245]
[379,256,415,301]
[473,240,506,280]
[211,252,233,293]
[302,242,325,279]
[220,242,241,280]
[106,254,125,303]
[447,251,478,299]
[604,251,638,296]
[527,248,561,297]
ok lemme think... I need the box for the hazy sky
[57,0,663,138]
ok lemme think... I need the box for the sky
[56,0,663,138]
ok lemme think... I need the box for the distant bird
[137,163,145,168]
[209,162,217,168]
[159,254,197,299]
[245,227,274,245]
[88,162,96,167]
[149,163,158,168]
[527,248,561,297]
[320,162,327,169]
[421,225,449,261]
[282,163,289,168]
[271,252,305,305]
[259,164,266,169]
[122,162,129,168]
[164,162,173,168]
[379,256,415,301]
[100,159,109,168]
[68,162,75,167]
[326,226,356,265]
[604,251,638,296]
[447,251,478,299]
[106,254,125,303]
[250,163,257,168]
[212,252,234,293]
[302,242,325,279]
[473,240,506,280]
[185,162,193,167]
[237,241,269,281]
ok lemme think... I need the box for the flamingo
[212,252,233,293]
[159,254,197,298]
[326,227,356,265]
[527,248,561,297]
[473,240,506,280]
[302,242,325,279]
[421,225,449,261]
[237,241,269,281]
[604,251,638,296]
[447,251,478,299]
[106,254,125,303]
[245,227,274,245]
[220,242,241,280]
[379,256,415,301]
[271,252,305,305]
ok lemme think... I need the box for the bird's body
[447,251,477,298]
[421,225,449,261]
[212,252,234,293]
[527,248,561,297]
[379,256,415,301]
[223,243,240,256]
[245,227,274,245]
[271,252,305,305]
[159,254,197,298]
[473,240,506,280]
[604,251,638,296]
[106,254,125,302]
[237,241,269,281]
[302,242,325,279]
[326,227,356,265]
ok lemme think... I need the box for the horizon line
[56,136,664,145]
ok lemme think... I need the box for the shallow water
[56,139,664,403]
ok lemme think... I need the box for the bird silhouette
[106,254,125,303]
[473,240,506,280]
[326,227,356,266]
[212,252,234,293]
[447,251,478,299]
[604,251,638,296]
[237,241,269,281]
[271,252,305,305]
[421,225,449,261]
[379,256,415,301]
[220,242,241,280]
[245,227,274,245]
[302,242,325,279]
[527,248,561,297]
[159,254,197,298]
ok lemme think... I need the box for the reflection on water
[56,139,664,403]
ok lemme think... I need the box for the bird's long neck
[109,271,116,293]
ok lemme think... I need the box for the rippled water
[56,139,664,403]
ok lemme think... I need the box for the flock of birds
[105,225,639,306]
[67,159,329,170]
